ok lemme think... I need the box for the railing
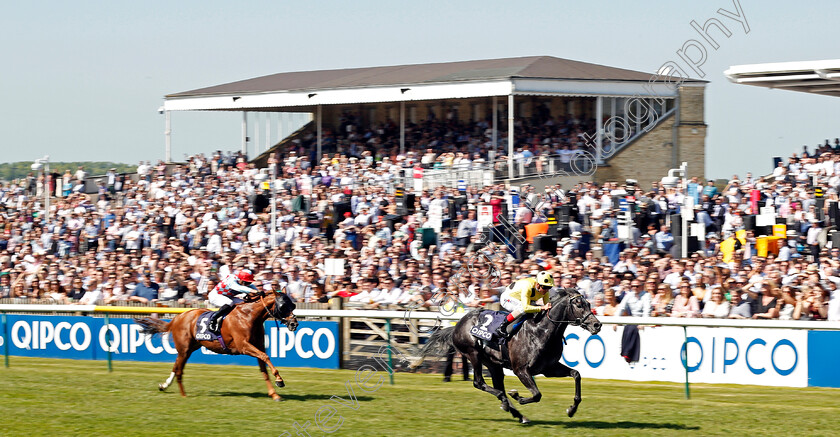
[598,107,677,163]
[400,167,492,190]
[2,304,838,392]
[401,152,599,189]
[489,151,598,181]
[3,304,837,329]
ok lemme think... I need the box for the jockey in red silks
[207,269,259,334]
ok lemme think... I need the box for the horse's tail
[409,326,455,369]
[134,317,172,337]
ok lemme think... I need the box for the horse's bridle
[258,290,298,332]
[546,293,594,327]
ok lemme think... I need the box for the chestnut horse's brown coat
[136,291,298,401]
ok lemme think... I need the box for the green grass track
[1,357,838,436]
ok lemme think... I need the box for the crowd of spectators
[279,108,596,175]
[1,121,839,322]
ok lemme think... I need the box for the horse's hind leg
[159,366,176,392]
[158,350,190,396]
[259,360,282,401]
[488,364,528,424]
[171,343,199,397]
[463,351,486,392]
[461,351,527,423]
[508,369,542,405]
[159,334,196,393]
[543,362,582,418]
[463,355,504,403]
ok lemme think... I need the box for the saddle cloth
[469,310,510,343]
[195,311,226,346]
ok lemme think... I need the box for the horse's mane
[275,291,294,307]
[550,287,579,302]
[273,291,296,318]
[241,291,295,319]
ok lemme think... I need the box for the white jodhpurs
[208,291,242,308]
[499,288,525,316]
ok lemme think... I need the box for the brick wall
[677,85,707,182]
[594,115,677,188]
[596,85,707,187]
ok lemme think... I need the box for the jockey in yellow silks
[494,271,554,338]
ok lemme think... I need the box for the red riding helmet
[237,269,254,283]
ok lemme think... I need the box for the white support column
[241,112,248,156]
[492,96,498,160]
[595,96,604,164]
[44,159,50,225]
[254,113,261,157]
[265,113,271,152]
[164,111,171,163]
[681,161,688,259]
[316,105,322,160]
[399,101,405,155]
[507,94,514,179]
[277,113,283,144]
[270,163,277,249]
[282,113,288,143]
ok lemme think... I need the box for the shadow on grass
[210,391,375,402]
[534,420,700,430]
[464,418,699,430]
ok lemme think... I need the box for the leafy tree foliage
[0,162,135,182]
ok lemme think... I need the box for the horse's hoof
[275,380,285,388]
[520,417,531,425]
[567,407,577,418]
[272,396,284,402]
[158,384,166,392]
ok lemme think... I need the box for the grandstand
[162,56,708,188]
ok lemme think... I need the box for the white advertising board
[428,203,443,233]
[558,326,807,387]
[477,205,493,230]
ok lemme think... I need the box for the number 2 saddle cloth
[469,310,513,345]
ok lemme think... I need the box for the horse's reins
[258,286,295,332]
[546,294,593,326]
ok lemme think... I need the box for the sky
[2,0,838,179]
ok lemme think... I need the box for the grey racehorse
[411,288,602,424]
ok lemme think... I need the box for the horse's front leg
[508,368,542,405]
[542,362,581,417]
[238,342,285,388]
[259,360,283,401]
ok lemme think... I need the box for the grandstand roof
[163,56,705,111]
[724,59,840,98]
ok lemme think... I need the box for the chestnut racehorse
[135,290,298,401]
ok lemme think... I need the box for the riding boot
[494,320,511,339]
[209,304,234,334]
[495,314,525,339]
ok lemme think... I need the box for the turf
[1,357,837,437]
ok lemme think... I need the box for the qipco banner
[1,315,339,369]
[560,326,807,388]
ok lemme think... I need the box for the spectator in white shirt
[663,261,690,292]
[372,277,403,307]
[701,288,731,318]
[615,279,652,317]
[354,206,373,227]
